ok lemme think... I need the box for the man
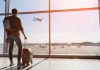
[3,8,27,66]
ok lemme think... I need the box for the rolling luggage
[22,39,33,66]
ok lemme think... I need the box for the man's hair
[12,8,17,14]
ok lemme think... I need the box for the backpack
[3,18,11,30]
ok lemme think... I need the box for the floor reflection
[0,58,100,70]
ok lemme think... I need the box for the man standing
[3,8,27,66]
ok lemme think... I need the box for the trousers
[7,35,22,63]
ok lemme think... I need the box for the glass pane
[0,0,5,13]
[10,0,48,12]
[51,10,100,56]
[51,0,98,10]
[0,16,4,54]
[13,14,49,55]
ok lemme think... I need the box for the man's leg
[8,37,14,66]
[14,36,22,65]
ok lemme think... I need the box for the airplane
[33,17,43,22]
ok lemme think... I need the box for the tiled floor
[0,57,100,70]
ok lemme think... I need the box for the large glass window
[0,0,5,54]
[13,14,49,55]
[51,0,98,10]
[51,10,100,55]
[0,0,100,56]
[0,0,5,13]
[50,0,100,56]
[8,0,49,55]
[10,0,48,12]
[0,16,4,54]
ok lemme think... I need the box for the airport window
[0,16,4,54]
[0,0,5,54]
[51,0,98,10]
[0,0,5,13]
[10,0,48,12]
[0,0,100,56]
[13,14,49,55]
[51,10,100,55]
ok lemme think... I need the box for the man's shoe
[17,62,22,66]
[10,62,14,66]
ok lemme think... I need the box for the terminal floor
[0,57,100,70]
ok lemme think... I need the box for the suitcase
[22,40,33,66]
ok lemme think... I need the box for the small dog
[22,48,33,66]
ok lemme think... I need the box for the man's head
[12,8,17,16]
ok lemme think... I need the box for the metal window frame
[0,0,100,58]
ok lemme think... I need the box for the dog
[22,48,33,66]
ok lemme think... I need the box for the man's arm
[20,29,27,39]
[18,18,27,39]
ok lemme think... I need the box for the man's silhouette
[3,8,27,66]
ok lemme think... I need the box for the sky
[0,0,100,43]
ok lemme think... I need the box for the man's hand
[6,38,9,43]
[24,36,27,39]
[20,29,27,39]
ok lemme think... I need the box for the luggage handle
[24,38,27,48]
